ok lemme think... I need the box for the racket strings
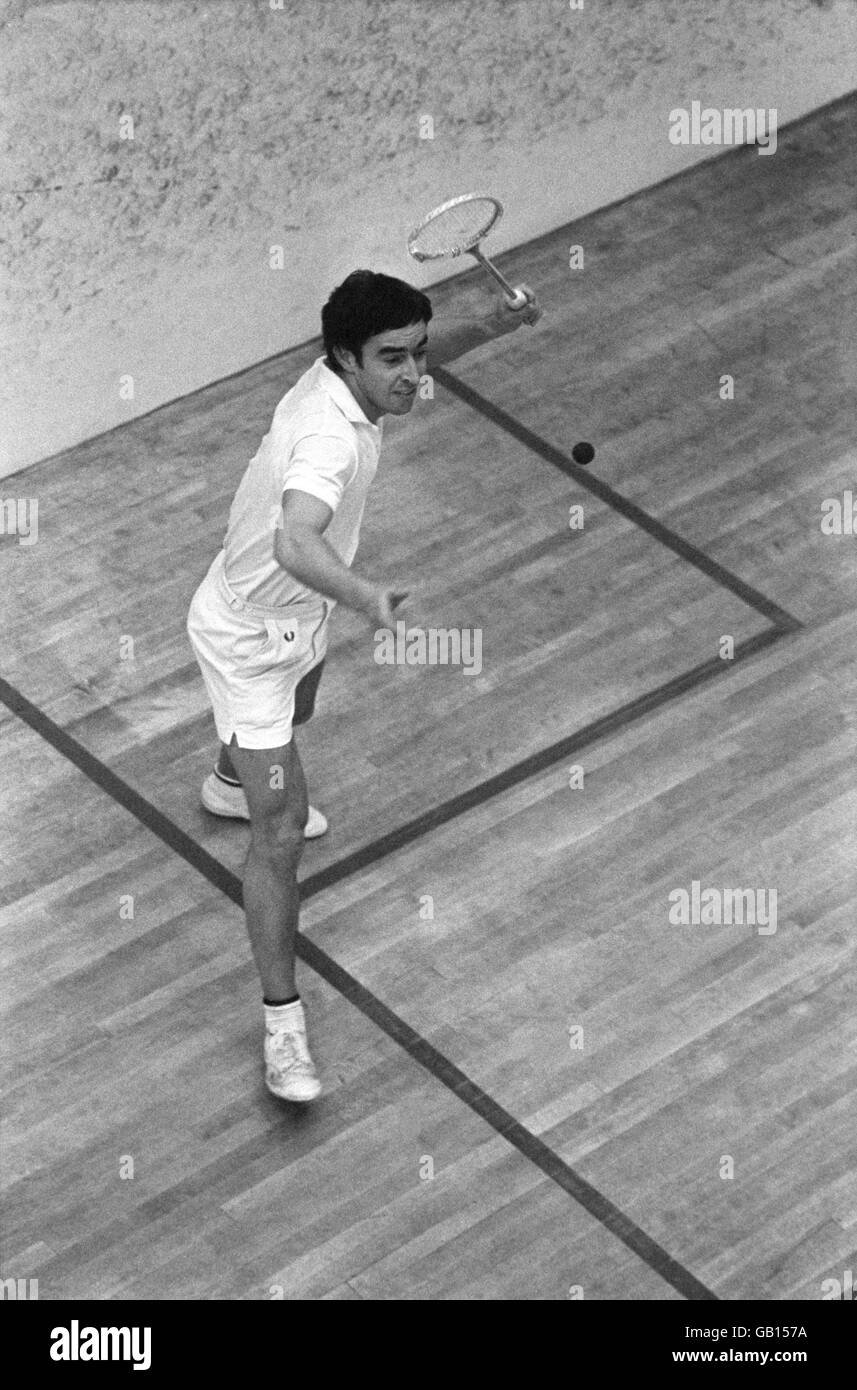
[410,197,500,258]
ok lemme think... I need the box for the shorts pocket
[262,615,304,658]
[232,615,310,672]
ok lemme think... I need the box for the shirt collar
[316,357,380,429]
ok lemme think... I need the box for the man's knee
[228,741,307,835]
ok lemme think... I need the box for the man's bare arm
[274,489,407,627]
[427,283,541,369]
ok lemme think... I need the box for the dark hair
[322,270,432,373]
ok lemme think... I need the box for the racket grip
[470,247,530,312]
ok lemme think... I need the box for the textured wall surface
[2,0,855,474]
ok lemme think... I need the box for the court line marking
[299,629,786,896]
[433,366,801,634]
[3,629,799,1301]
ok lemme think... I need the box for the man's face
[335,321,428,423]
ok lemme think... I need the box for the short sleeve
[280,432,358,514]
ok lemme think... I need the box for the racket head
[408,193,504,262]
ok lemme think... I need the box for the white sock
[264,1000,304,1032]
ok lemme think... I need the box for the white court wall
[1,0,855,476]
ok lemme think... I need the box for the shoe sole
[201,783,250,820]
[265,1073,322,1103]
[201,780,328,838]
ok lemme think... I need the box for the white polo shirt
[221,356,384,608]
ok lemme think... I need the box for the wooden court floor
[1,95,855,1300]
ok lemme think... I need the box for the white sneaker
[264,1006,322,1102]
[201,772,328,838]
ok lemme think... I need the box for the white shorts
[187,551,331,749]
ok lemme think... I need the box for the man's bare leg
[224,735,320,1100]
[225,735,307,999]
[213,737,327,840]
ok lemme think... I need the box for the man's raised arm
[426,284,542,370]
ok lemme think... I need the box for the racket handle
[470,247,529,310]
